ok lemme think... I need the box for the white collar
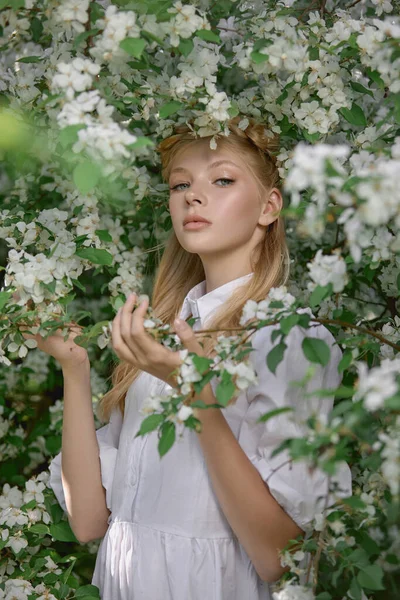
[179,272,254,328]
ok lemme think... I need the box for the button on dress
[48,273,352,599]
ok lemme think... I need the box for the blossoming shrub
[0,0,399,598]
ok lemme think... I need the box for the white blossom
[307,249,348,293]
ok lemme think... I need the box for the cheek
[218,190,259,228]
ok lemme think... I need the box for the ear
[259,187,283,227]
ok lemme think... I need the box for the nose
[185,187,205,205]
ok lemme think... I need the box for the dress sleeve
[238,322,352,532]
[48,406,123,513]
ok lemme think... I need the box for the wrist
[62,357,90,377]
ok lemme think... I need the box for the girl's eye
[170,178,234,191]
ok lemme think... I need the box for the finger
[120,293,139,338]
[112,304,143,365]
[111,307,127,356]
[131,296,149,336]
[174,319,204,356]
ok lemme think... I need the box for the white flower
[177,405,193,422]
[139,393,164,415]
[55,0,90,32]
[353,358,400,411]
[0,484,24,509]
[51,63,93,101]
[272,582,314,600]
[223,360,258,391]
[240,286,296,325]
[37,556,62,578]
[23,479,46,504]
[0,507,29,528]
[7,532,28,554]
[307,249,348,293]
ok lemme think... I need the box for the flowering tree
[0,0,399,598]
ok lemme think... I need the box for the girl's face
[168,140,282,266]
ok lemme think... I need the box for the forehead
[170,139,244,173]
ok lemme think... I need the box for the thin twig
[193,316,400,352]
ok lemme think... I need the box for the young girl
[42,116,351,599]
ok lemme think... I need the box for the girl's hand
[19,322,89,370]
[112,293,187,387]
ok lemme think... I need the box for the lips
[183,216,211,226]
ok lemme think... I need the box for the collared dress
[48,273,352,600]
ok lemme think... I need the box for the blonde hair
[96,115,290,423]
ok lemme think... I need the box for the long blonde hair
[96,115,290,423]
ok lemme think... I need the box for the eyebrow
[170,160,240,174]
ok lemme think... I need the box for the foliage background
[0,0,399,598]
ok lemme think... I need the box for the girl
[33,116,351,599]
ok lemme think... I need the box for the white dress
[48,273,352,600]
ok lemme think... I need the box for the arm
[59,360,111,543]
[194,390,303,583]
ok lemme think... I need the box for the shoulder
[245,309,343,407]
[248,307,342,374]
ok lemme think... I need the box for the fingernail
[174,318,185,329]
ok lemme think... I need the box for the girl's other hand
[19,322,89,370]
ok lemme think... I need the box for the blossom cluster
[0,0,399,595]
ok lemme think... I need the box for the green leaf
[350,81,374,98]
[135,414,164,437]
[302,337,331,366]
[49,521,79,543]
[73,160,102,193]
[338,349,352,373]
[309,283,333,308]
[192,354,212,375]
[365,67,385,89]
[89,1,105,24]
[266,341,287,374]
[0,290,12,311]
[59,124,86,149]
[215,371,236,407]
[75,584,101,598]
[128,137,154,151]
[340,496,366,509]
[348,548,370,568]
[119,37,147,58]
[70,277,86,293]
[57,583,70,599]
[349,576,362,600]
[257,406,293,423]
[228,105,239,118]
[158,421,175,457]
[385,394,400,410]
[250,51,269,64]
[61,558,77,584]
[29,524,50,535]
[30,16,43,42]
[280,313,300,335]
[15,55,43,63]
[177,38,194,57]
[73,28,101,49]
[357,564,385,590]
[159,101,184,118]
[50,502,64,524]
[75,248,113,266]
[316,593,331,600]
[195,29,221,43]
[95,229,113,242]
[45,435,61,454]
[338,103,367,127]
